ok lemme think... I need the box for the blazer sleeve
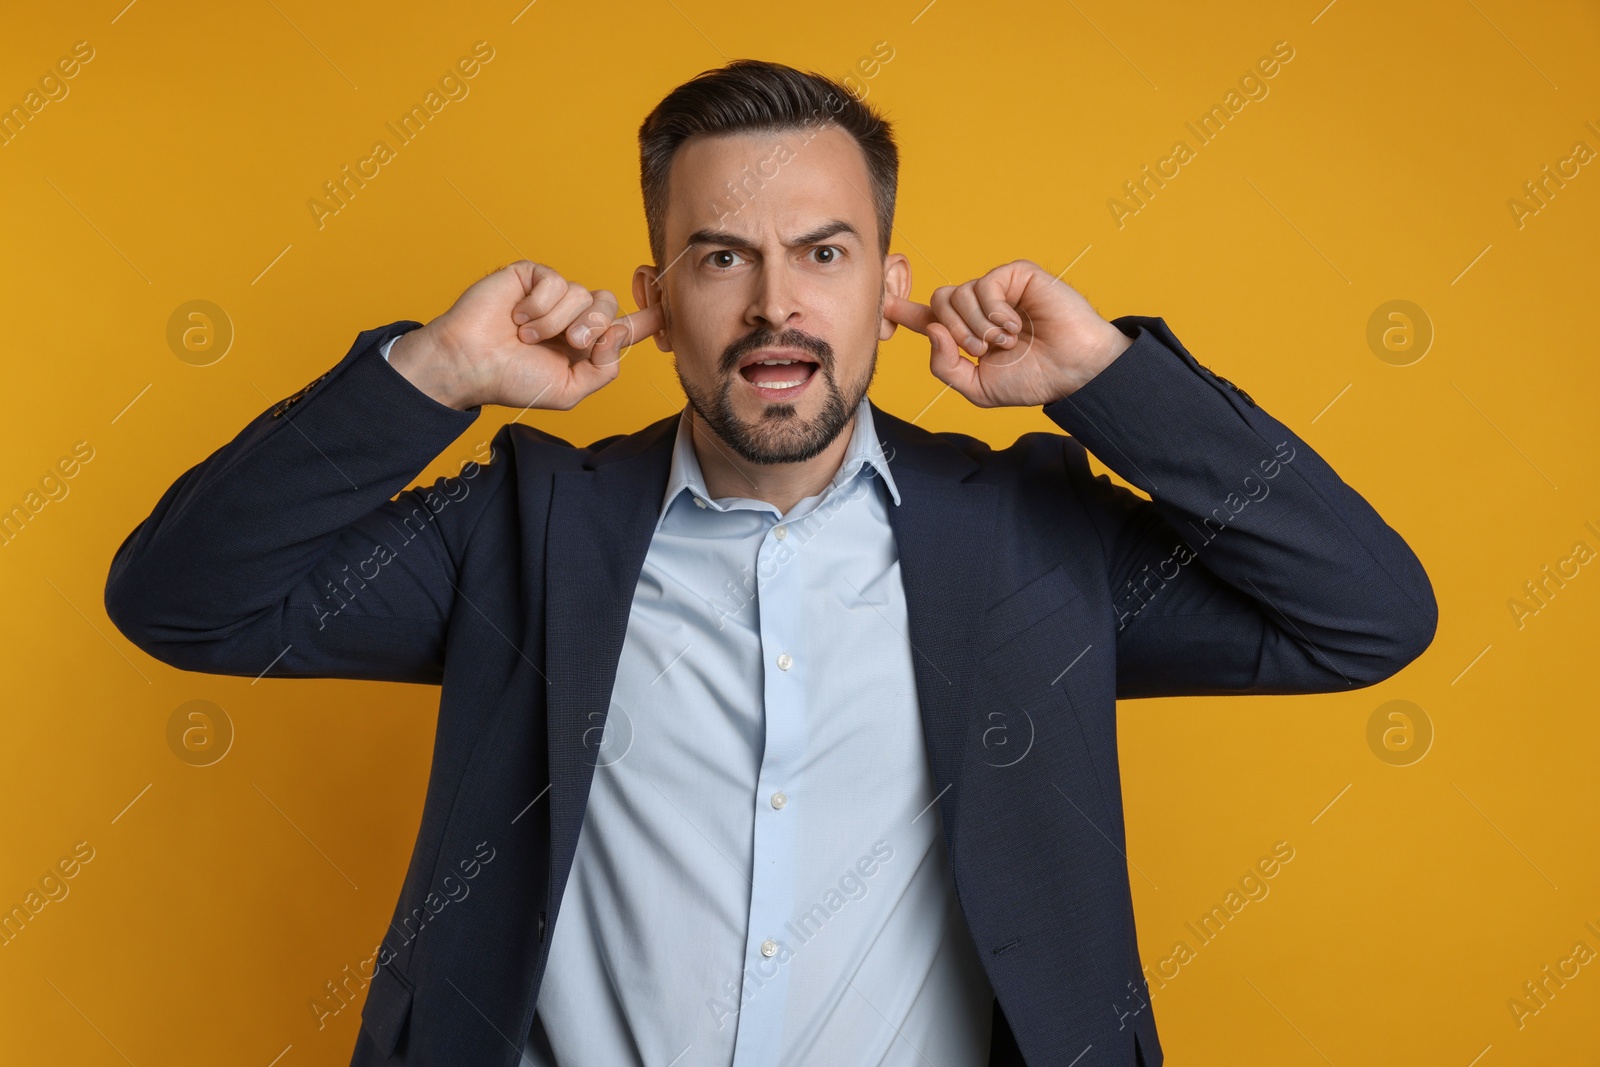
[1043,315,1438,698]
[103,321,498,686]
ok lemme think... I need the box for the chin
[685,363,867,467]
[737,416,838,465]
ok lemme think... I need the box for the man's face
[635,124,909,465]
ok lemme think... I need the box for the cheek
[672,284,742,342]
[679,316,728,360]
[835,308,880,366]
[662,307,719,372]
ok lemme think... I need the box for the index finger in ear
[883,292,937,335]
[614,303,665,348]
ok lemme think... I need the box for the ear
[878,253,911,342]
[632,264,672,352]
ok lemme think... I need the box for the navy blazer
[104,314,1437,1066]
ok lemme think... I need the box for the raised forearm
[1046,315,1437,691]
[104,322,481,676]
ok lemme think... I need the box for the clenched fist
[388,260,664,412]
[883,260,1133,408]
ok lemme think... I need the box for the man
[104,60,1436,1067]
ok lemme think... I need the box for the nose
[746,256,802,333]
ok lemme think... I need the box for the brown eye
[814,246,837,263]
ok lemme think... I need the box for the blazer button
[538,911,547,943]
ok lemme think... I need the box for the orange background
[2,1,1597,1063]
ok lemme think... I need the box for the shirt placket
[729,511,806,1066]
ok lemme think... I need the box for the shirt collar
[656,395,901,530]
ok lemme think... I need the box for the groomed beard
[678,324,876,466]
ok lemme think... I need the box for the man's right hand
[387,260,664,412]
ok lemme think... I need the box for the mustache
[720,327,833,375]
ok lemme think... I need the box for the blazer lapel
[871,401,1000,865]
[541,414,677,925]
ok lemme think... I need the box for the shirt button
[694,497,707,509]
[776,653,792,671]
[761,939,778,957]
[771,791,787,809]
[774,525,787,540]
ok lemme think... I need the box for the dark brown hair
[637,59,899,269]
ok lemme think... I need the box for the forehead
[663,124,877,247]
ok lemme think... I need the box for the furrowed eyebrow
[682,218,863,253]
[785,219,862,247]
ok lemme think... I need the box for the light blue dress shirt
[380,335,994,1065]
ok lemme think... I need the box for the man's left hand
[884,260,1133,407]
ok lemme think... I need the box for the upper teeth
[755,359,796,365]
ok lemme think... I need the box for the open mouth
[738,354,820,400]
